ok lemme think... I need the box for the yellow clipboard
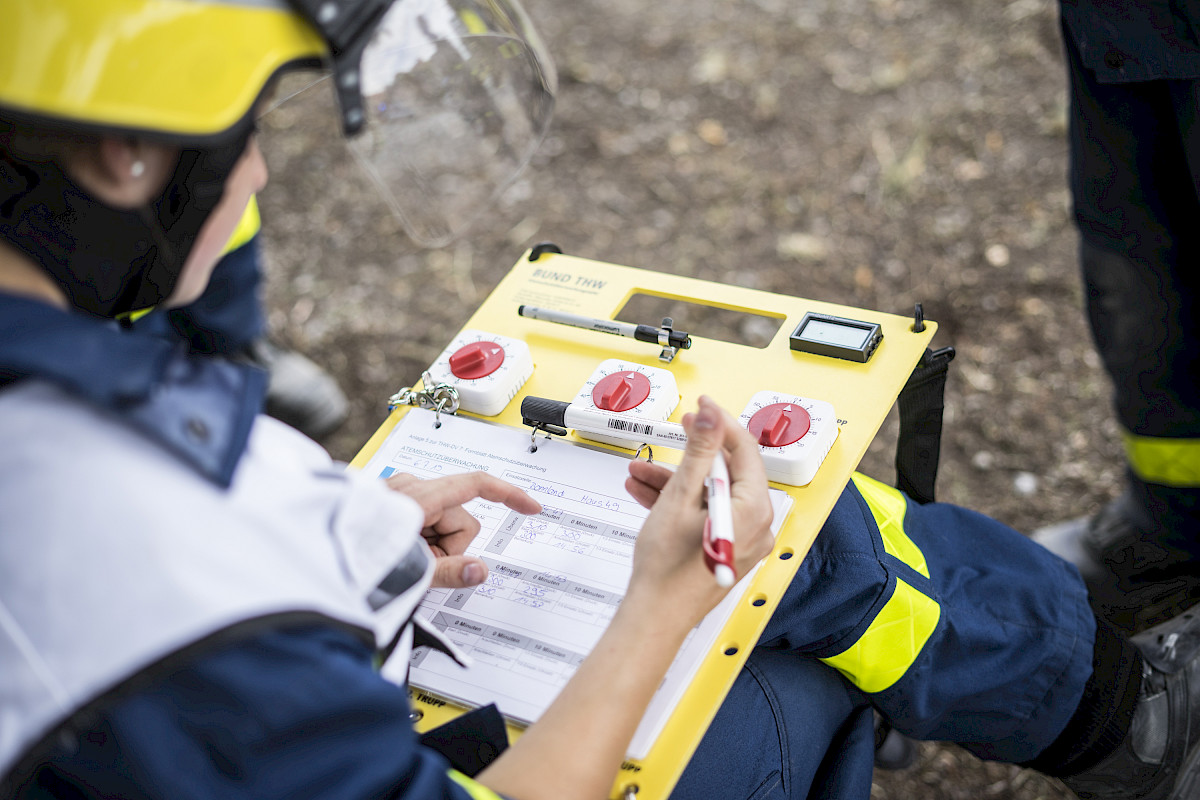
[350,247,936,799]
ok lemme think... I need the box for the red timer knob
[747,403,811,447]
[591,370,652,412]
[448,341,506,380]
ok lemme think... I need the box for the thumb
[673,396,725,492]
[431,555,489,589]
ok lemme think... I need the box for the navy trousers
[674,478,1094,799]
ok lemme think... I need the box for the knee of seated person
[673,652,872,799]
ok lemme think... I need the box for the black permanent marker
[517,305,691,351]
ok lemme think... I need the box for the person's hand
[385,471,541,589]
[624,396,775,621]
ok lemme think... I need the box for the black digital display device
[789,312,883,363]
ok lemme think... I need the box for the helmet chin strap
[0,128,250,319]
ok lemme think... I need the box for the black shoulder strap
[895,345,956,505]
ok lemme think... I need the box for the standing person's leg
[1034,14,1200,634]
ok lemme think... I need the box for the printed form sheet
[363,408,791,758]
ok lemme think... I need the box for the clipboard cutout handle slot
[615,292,786,350]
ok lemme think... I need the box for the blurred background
[258,0,1109,796]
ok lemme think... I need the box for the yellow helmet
[0,0,327,144]
[0,0,556,315]
[0,0,555,143]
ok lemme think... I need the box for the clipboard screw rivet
[623,786,639,800]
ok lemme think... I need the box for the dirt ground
[256,0,1113,797]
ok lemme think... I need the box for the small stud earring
[130,160,146,178]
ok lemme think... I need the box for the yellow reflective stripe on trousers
[1123,430,1200,488]
[448,769,504,800]
[850,472,929,578]
[819,578,941,693]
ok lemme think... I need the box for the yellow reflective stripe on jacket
[851,472,929,578]
[221,195,262,256]
[448,769,505,800]
[121,307,154,324]
[1123,430,1200,488]
[819,578,941,693]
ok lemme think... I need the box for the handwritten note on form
[363,408,792,759]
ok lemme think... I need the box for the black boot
[244,339,349,440]
[1063,606,1200,799]
[872,713,916,771]
[1033,494,1200,634]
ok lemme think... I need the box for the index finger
[388,471,542,517]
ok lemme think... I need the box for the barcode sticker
[607,418,655,435]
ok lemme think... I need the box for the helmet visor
[262,0,555,248]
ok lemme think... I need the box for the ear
[86,137,178,208]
